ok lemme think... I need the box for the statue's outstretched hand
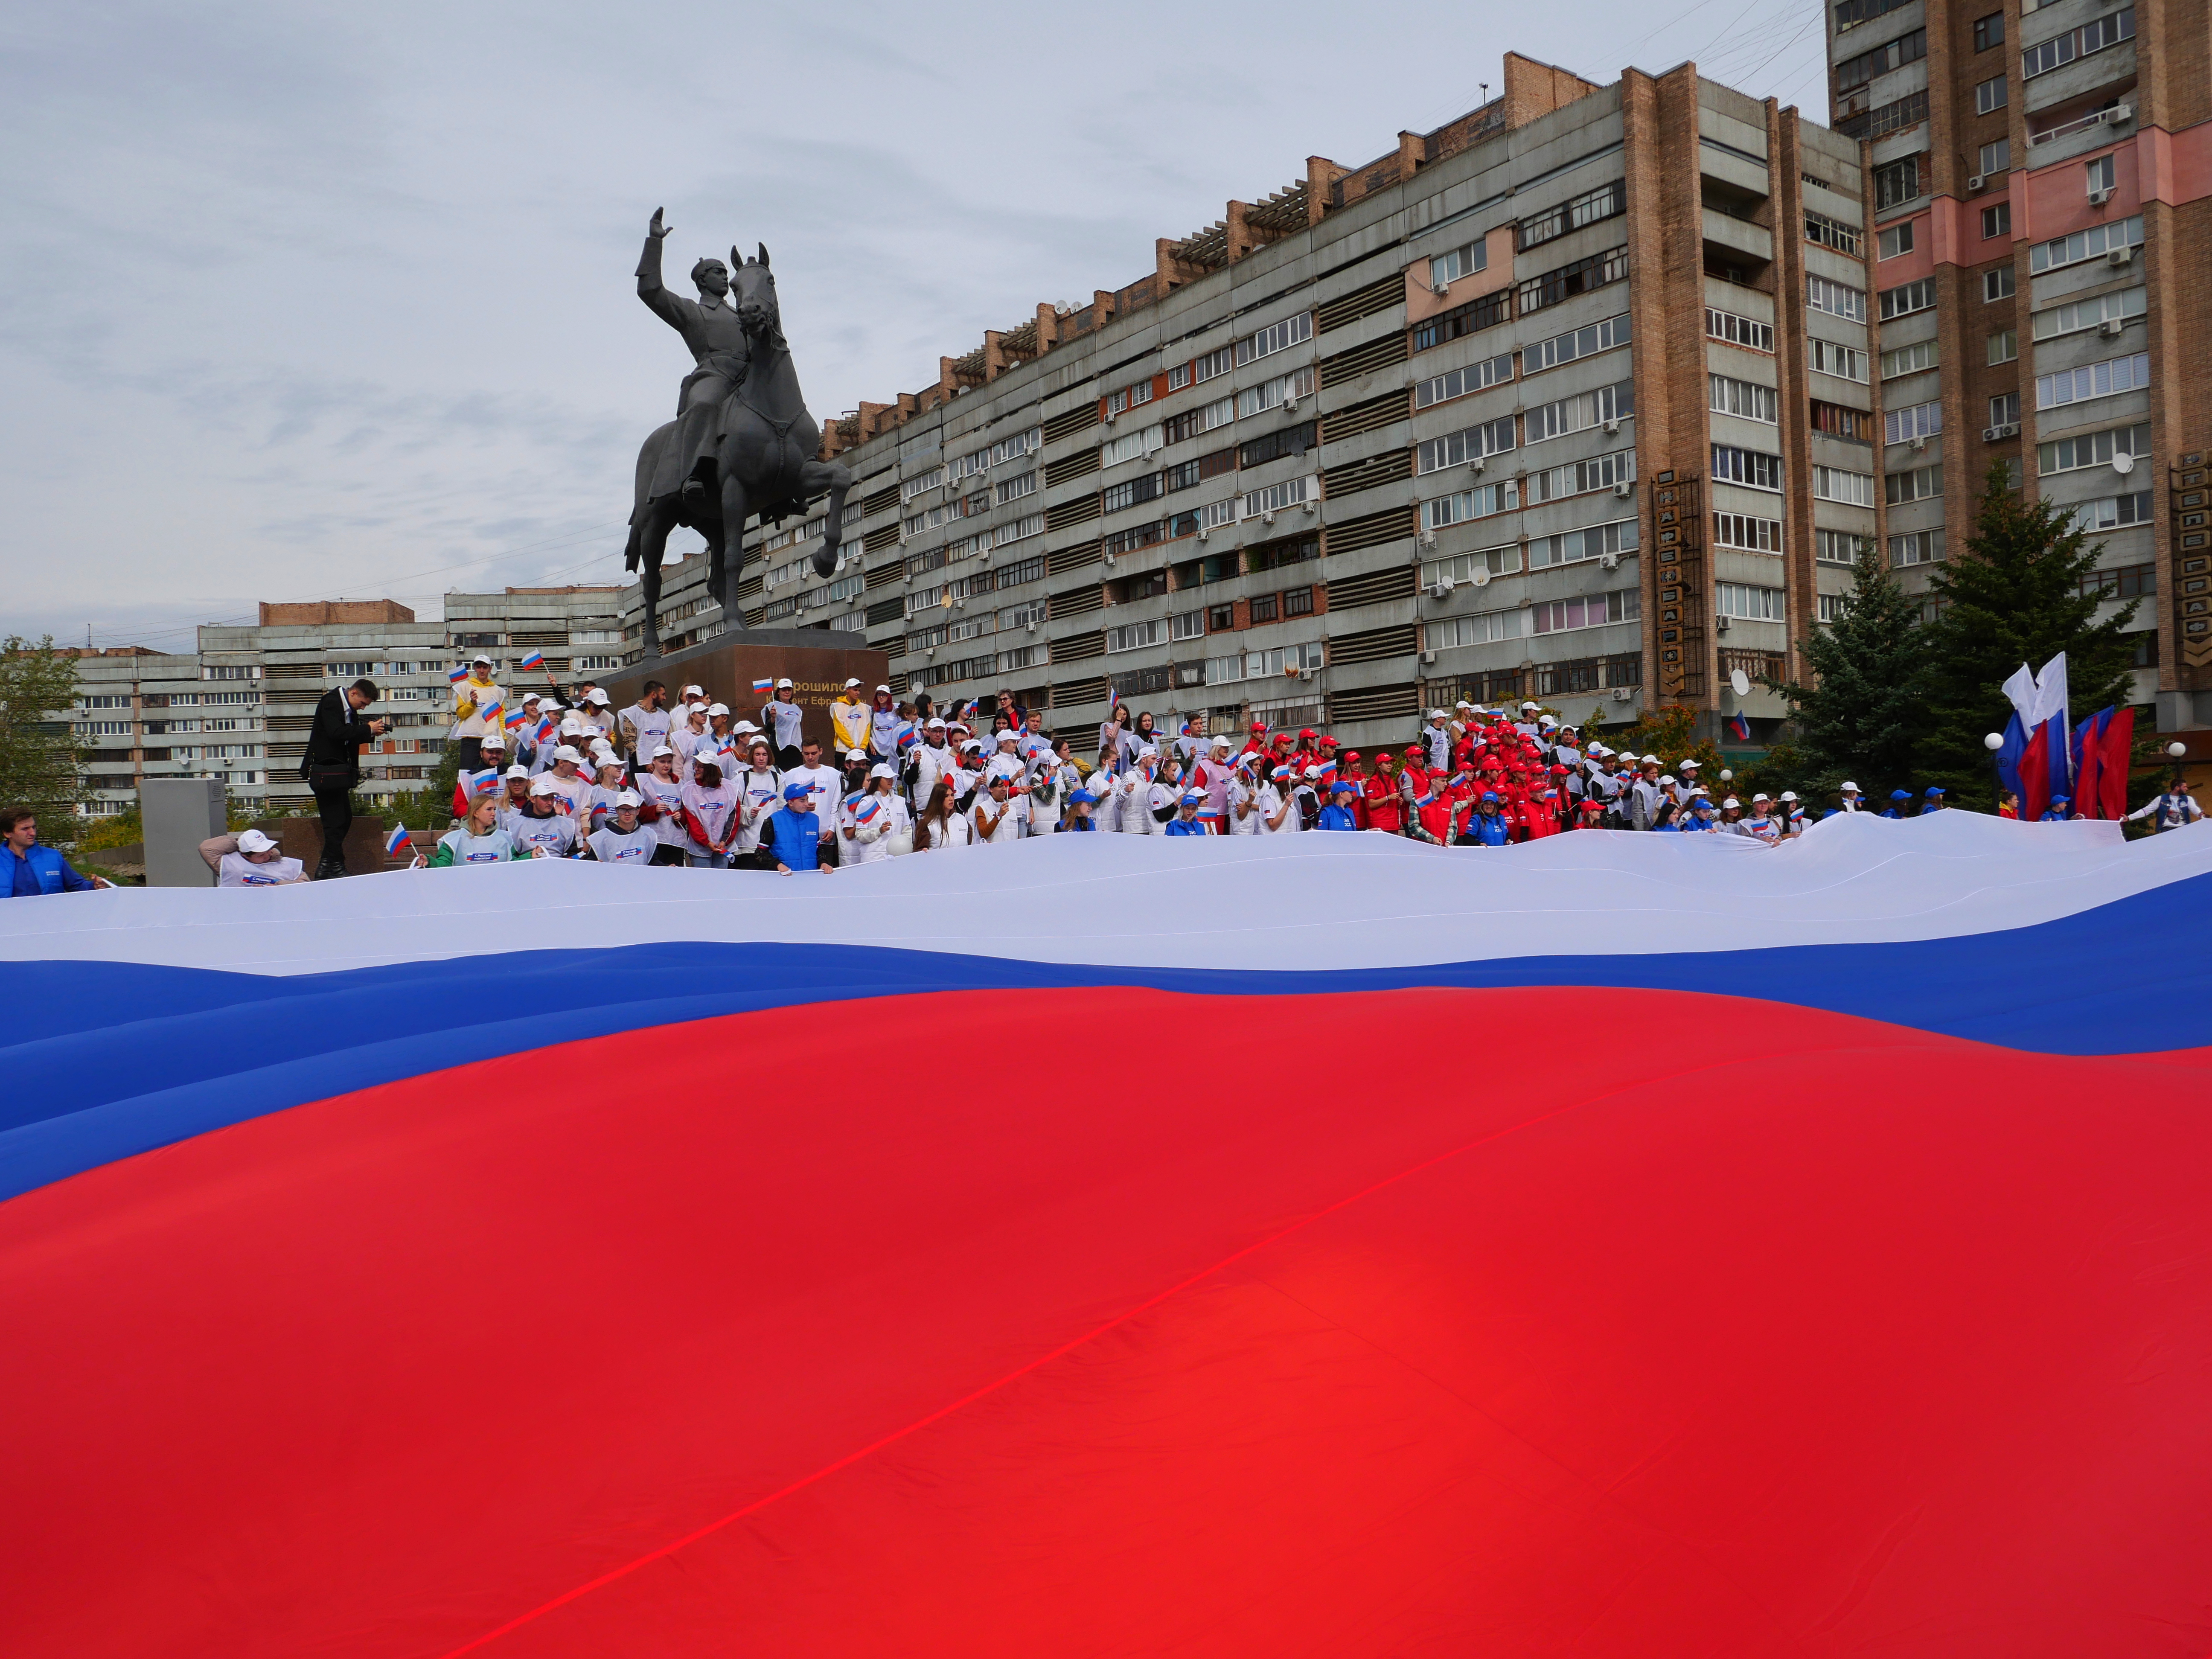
[649,207,671,239]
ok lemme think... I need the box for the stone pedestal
[140,779,227,888]
[600,629,891,755]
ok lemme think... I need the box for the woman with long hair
[914,778,972,850]
[1098,701,1132,769]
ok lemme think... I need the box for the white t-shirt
[732,766,784,852]
[1226,777,1257,836]
[763,698,805,751]
[587,824,657,865]
[841,791,910,865]
[217,851,305,886]
[780,765,842,841]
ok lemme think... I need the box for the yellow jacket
[830,696,871,755]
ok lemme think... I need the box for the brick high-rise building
[653,53,1882,752]
[1825,0,2210,730]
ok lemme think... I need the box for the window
[1713,512,1783,552]
[1167,363,1191,391]
[76,694,130,709]
[1706,308,1775,352]
[1841,90,1931,142]
[1420,544,1523,588]
[1516,180,1625,251]
[1169,608,1206,642]
[2068,492,2157,533]
[1516,246,1628,316]
[2131,631,2159,668]
[74,720,131,736]
[1806,211,1863,255]
[2086,154,2117,197]
[2039,421,2151,474]
[2035,351,2151,409]
[901,468,944,501]
[1715,582,1786,620]
[1205,641,1324,684]
[2028,214,2142,273]
[1427,239,1489,288]
[1529,518,1640,567]
[1525,312,1631,374]
[1890,530,1941,565]
[1237,420,1316,469]
[1886,462,1944,504]
[1818,593,1847,623]
[1974,12,2004,50]
[1102,472,1163,514]
[1100,425,1161,467]
[1989,390,2022,427]
[1835,27,1925,91]
[2023,8,2134,78]
[1192,344,1235,384]
[1412,289,1513,350]
[995,471,1037,505]
[1528,379,1633,442]
[1807,339,1867,382]
[1981,202,2011,239]
[1835,0,1912,30]
[1874,155,1922,210]
[1813,465,1877,505]
[1712,445,1784,491]
[1241,475,1311,518]
[1106,619,1166,654]
[1423,480,1521,528]
[1427,611,1522,650]
[1976,75,2008,114]
[203,664,259,681]
[1710,374,1779,423]
[1880,277,1936,320]
[1236,311,1313,367]
[1523,446,1635,503]
[1161,397,1236,446]
[1104,380,1153,419]
[1282,585,1315,618]
[1807,275,1867,320]
[1234,365,1315,420]
[1414,352,1513,408]
[1817,529,1870,564]
[1980,265,2016,302]
[1877,221,1915,259]
[1989,329,2018,366]
[1247,592,1277,623]
[2034,284,2145,339]
[1533,588,1641,634]
[1886,400,1942,445]
[1979,138,2012,178]
[993,514,1045,550]
[1882,339,1939,379]
[1812,400,1874,441]
[1417,416,1516,474]
[2078,559,2157,597]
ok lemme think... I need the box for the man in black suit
[303,676,390,879]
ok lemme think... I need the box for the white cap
[587,689,611,705]
[733,719,759,735]
[1680,758,1701,769]
[1538,715,1557,727]
[1455,700,1473,710]
[693,750,722,769]
[236,828,277,853]
[504,764,530,779]
[1642,753,1661,765]
[471,653,492,665]
[869,763,895,780]
[1723,796,1741,809]
[552,744,582,764]
[1209,733,1230,748]
[1522,700,1537,710]
[960,739,984,753]
[997,730,1020,743]
[1780,790,1799,801]
[681,683,703,696]
[1136,743,1158,758]
[926,716,945,728]
[686,701,707,715]
[1303,764,1321,778]
[1752,792,1770,803]
[614,789,640,808]
[1660,774,1678,787]
[479,731,506,747]
[559,717,586,733]
[1427,708,1447,719]
[707,701,729,717]
[520,690,541,703]
[1841,781,1860,792]
[844,677,862,688]
[538,700,563,711]
[776,676,793,688]
[875,684,891,694]
[845,747,869,761]
[650,743,675,759]
[529,776,559,796]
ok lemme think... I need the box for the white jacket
[841,790,910,864]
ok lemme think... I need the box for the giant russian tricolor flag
[3,818,2211,1657]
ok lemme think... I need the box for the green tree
[0,637,87,851]
[1918,462,2142,805]
[1760,550,1928,799]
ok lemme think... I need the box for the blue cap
[1330,780,1355,794]
[2050,793,2071,803]
[1481,790,1499,803]
[1924,785,1945,796]
[1181,789,1205,806]
[1891,789,1912,800]
[782,782,811,800]
[1068,789,1096,804]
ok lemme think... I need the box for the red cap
[1403,745,1423,758]
[1299,728,1316,740]
[1318,735,1341,748]
[1249,720,1266,730]
[1342,751,1360,762]
[1549,765,1567,775]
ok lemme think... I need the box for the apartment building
[63,648,227,817]
[616,55,1860,751]
[1826,0,2209,726]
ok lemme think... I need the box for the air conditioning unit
[1613,480,1634,499]
[1599,551,1622,570]
[2099,317,2126,338]
[2108,244,2136,268]
[924,646,937,659]
[1103,551,1117,567]
[1966,173,1986,193]
[2088,187,2113,206]
[1026,620,1038,634]
[1104,408,1117,424]
[1303,498,1318,513]
[1984,422,2020,440]
[1603,417,1621,434]
[1283,394,1300,412]
[1911,435,1928,451]
[1612,686,1634,702]
[1468,455,1486,474]
[1426,579,1454,600]
[1263,509,1277,525]
[1432,280,1451,297]
[1196,526,1209,541]
[1419,530,1438,550]
[2108,102,2133,124]
[1715,614,1732,634]
[1421,649,1438,665]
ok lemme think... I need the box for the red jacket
[1364,772,1404,832]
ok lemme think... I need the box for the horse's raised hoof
[812,543,840,579]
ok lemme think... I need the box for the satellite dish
[1730,667,1752,698]
[1471,567,1492,588]
[2113,451,2136,475]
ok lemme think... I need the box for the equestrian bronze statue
[625,208,853,658]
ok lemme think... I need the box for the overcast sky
[0,0,1826,652]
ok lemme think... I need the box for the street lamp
[1984,733,2006,814]
[2167,742,2187,760]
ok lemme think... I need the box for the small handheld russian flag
[896,728,918,753]
[853,798,882,825]
[384,824,411,857]
[478,699,503,732]
[503,706,528,731]
[520,649,545,672]
[752,677,774,695]
[448,664,469,684]
[1104,682,1119,713]
[472,773,504,797]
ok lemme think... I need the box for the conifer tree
[1762,544,1927,797]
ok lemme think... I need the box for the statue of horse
[624,244,853,658]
